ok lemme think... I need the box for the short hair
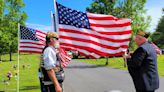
[137,30,150,38]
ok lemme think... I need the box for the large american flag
[56,3,132,58]
[19,25,71,67]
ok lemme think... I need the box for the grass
[19,53,41,92]
[75,55,164,76]
[0,53,164,92]
[0,53,41,92]
[0,53,18,92]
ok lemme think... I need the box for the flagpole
[53,0,59,34]
[50,11,55,32]
[17,23,20,92]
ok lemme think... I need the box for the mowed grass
[0,54,164,92]
[0,53,18,92]
[19,53,41,92]
[0,53,41,92]
[75,55,164,76]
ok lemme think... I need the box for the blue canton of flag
[56,3,90,29]
[20,25,39,41]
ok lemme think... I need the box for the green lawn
[0,54,164,92]
[0,53,18,92]
[75,55,164,76]
[0,53,41,92]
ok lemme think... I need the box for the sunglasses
[52,37,59,40]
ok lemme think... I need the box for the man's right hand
[55,84,62,92]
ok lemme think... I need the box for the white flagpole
[53,0,59,34]
[17,23,20,92]
[50,11,55,32]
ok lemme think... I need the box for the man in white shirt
[42,31,62,92]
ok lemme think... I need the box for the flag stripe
[59,27,131,42]
[19,46,43,50]
[20,41,45,46]
[19,50,42,54]
[61,45,124,57]
[97,30,132,35]
[61,45,101,58]
[89,18,131,25]
[60,42,126,55]
[60,36,129,49]
[90,22,131,28]
[90,25,131,32]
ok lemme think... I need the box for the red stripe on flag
[90,22,131,28]
[19,50,42,54]
[60,29,131,42]
[60,36,128,49]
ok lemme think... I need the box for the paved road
[63,60,164,92]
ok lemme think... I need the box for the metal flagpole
[17,23,20,92]
[53,1,65,91]
[53,0,59,34]
[50,11,55,32]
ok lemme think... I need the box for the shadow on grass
[73,56,106,59]
[0,60,17,62]
[19,86,40,91]
[66,64,107,69]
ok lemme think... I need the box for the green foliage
[152,8,164,48]
[86,0,116,14]
[0,0,4,17]
[0,0,27,60]
[86,0,151,50]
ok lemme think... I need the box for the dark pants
[39,78,46,92]
[44,83,63,92]
[136,90,154,92]
[45,84,55,92]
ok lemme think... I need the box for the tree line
[0,0,27,61]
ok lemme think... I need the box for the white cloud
[26,23,52,32]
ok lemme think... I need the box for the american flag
[56,3,132,58]
[58,48,72,67]
[19,25,71,67]
[19,25,46,54]
[151,42,162,55]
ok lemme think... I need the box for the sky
[23,0,164,32]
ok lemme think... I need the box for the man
[41,32,62,92]
[126,30,159,92]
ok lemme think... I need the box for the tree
[0,0,27,61]
[151,8,164,48]
[0,0,5,61]
[86,0,116,14]
[86,0,151,50]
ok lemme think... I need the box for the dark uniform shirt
[127,41,159,91]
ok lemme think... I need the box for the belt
[53,67,60,72]
[43,81,53,85]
